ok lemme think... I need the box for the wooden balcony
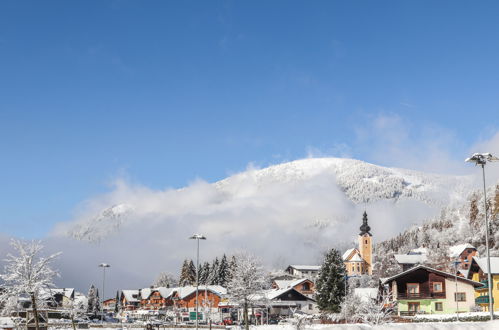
[397,292,445,300]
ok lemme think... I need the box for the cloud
[353,113,469,175]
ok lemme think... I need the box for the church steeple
[359,211,372,236]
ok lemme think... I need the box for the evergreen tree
[179,259,194,286]
[209,257,220,285]
[188,259,197,285]
[228,255,237,282]
[315,248,347,312]
[87,285,100,317]
[114,291,120,314]
[218,254,230,287]
[199,262,211,285]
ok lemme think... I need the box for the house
[449,243,478,271]
[103,298,116,312]
[284,265,320,280]
[139,287,175,310]
[249,287,318,319]
[343,211,373,276]
[271,278,315,298]
[394,250,427,271]
[121,290,141,311]
[384,264,482,315]
[466,256,499,312]
[172,286,226,322]
[49,288,75,309]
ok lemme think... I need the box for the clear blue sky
[1,1,499,237]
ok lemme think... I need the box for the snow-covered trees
[357,292,394,326]
[86,285,100,317]
[0,240,61,330]
[179,259,196,286]
[153,272,178,288]
[217,254,230,287]
[227,252,268,330]
[315,248,346,312]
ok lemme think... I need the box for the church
[342,211,373,276]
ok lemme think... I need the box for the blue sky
[1,0,499,237]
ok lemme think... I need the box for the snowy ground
[252,322,499,330]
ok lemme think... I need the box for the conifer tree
[87,285,100,317]
[218,254,230,287]
[315,248,347,312]
[188,259,197,285]
[209,257,220,285]
[199,262,211,285]
[114,291,120,314]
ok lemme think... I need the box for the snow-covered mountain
[63,158,472,243]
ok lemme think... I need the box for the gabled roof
[342,248,356,261]
[382,264,482,287]
[273,278,311,289]
[449,243,476,258]
[472,256,499,275]
[250,287,315,302]
[122,290,140,302]
[287,265,320,271]
[394,253,426,265]
[174,285,227,299]
[51,288,75,299]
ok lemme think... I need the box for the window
[435,302,443,311]
[407,283,420,294]
[365,239,368,244]
[302,282,310,291]
[408,302,420,312]
[433,282,443,292]
[455,292,466,302]
[497,282,499,290]
[308,304,313,310]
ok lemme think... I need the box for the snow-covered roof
[122,290,140,302]
[383,265,482,287]
[0,317,14,328]
[273,278,309,289]
[394,253,426,265]
[287,265,320,271]
[449,243,476,258]
[157,287,175,299]
[251,287,315,302]
[458,268,470,278]
[473,257,499,274]
[342,248,356,261]
[140,288,152,300]
[353,288,378,303]
[348,253,365,262]
[51,288,75,299]
[175,285,227,299]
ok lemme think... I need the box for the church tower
[358,211,373,275]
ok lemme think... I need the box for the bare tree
[227,252,268,330]
[0,240,61,330]
[357,292,395,326]
[153,272,178,288]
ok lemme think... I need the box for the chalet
[121,290,141,311]
[284,265,320,280]
[173,286,226,322]
[103,298,116,312]
[139,287,175,310]
[466,256,499,312]
[250,287,318,318]
[49,288,75,309]
[272,278,315,298]
[449,243,478,271]
[343,212,373,276]
[384,265,482,315]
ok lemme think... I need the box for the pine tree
[179,259,194,286]
[228,255,237,283]
[87,285,100,317]
[188,259,197,285]
[114,291,120,314]
[218,254,230,287]
[199,262,211,285]
[315,248,347,313]
[209,258,220,285]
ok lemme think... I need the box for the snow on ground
[252,321,499,330]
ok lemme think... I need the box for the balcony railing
[476,280,489,290]
[397,292,445,300]
[475,295,489,304]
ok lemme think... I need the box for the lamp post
[466,152,499,320]
[98,263,110,322]
[189,234,206,330]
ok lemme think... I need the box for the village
[2,211,498,329]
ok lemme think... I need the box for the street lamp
[466,152,499,320]
[189,234,206,330]
[98,263,111,322]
